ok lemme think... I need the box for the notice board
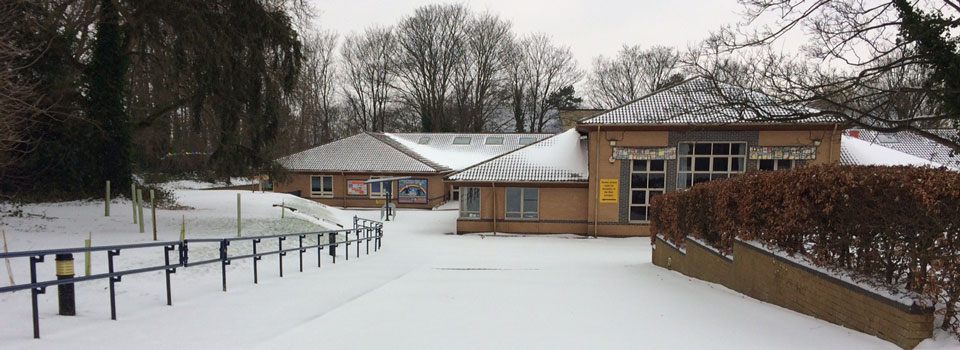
[599,179,618,203]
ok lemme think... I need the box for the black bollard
[55,254,76,316]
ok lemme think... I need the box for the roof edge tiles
[367,132,451,172]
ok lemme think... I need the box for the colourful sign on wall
[599,179,619,204]
[749,146,817,160]
[347,180,368,196]
[398,179,428,204]
[613,147,677,160]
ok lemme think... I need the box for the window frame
[629,159,666,223]
[310,175,334,198]
[452,136,472,145]
[758,159,797,171]
[505,187,539,220]
[676,141,748,190]
[459,187,482,219]
[369,176,388,198]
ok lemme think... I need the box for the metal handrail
[0,215,384,339]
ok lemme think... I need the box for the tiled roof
[580,77,838,125]
[843,129,960,169]
[384,133,552,171]
[447,129,589,183]
[278,133,440,173]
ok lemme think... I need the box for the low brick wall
[652,236,935,349]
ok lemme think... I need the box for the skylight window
[877,134,899,143]
[485,136,504,145]
[452,136,472,145]
[418,136,431,145]
[518,136,537,145]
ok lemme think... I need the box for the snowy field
[0,188,957,349]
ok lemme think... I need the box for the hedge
[649,164,960,338]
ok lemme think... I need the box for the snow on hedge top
[278,133,439,173]
[447,129,589,183]
[840,135,944,167]
[384,133,552,171]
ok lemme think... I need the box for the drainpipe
[341,171,346,208]
[492,182,497,236]
[594,125,600,238]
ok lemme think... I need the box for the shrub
[650,164,960,338]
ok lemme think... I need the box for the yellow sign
[375,199,386,205]
[599,179,619,203]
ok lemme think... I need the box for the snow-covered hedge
[650,164,960,339]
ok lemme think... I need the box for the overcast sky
[307,0,747,70]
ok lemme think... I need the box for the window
[677,142,747,189]
[518,136,537,145]
[630,160,666,222]
[418,136,431,145]
[369,176,387,198]
[877,134,899,143]
[310,175,334,198]
[452,136,472,145]
[506,188,538,219]
[460,187,481,218]
[758,159,796,171]
[485,136,504,145]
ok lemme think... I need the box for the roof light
[418,136,430,145]
[877,134,898,143]
[485,137,504,145]
[452,136,471,145]
[519,137,537,145]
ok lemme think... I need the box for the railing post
[220,240,230,292]
[298,234,305,272]
[252,238,261,284]
[345,232,349,261]
[328,233,336,264]
[278,236,286,277]
[164,245,176,306]
[366,226,370,255]
[356,230,360,258]
[29,255,45,339]
[316,234,322,268]
[353,215,358,232]
[107,250,120,320]
[179,240,189,267]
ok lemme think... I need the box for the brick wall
[652,236,934,349]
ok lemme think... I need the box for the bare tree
[342,27,397,132]
[521,33,583,132]
[450,11,513,132]
[684,0,960,153]
[297,29,340,147]
[505,38,530,132]
[587,45,683,108]
[394,3,469,132]
[0,2,51,170]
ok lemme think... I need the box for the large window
[460,187,481,218]
[505,188,538,219]
[311,175,334,198]
[369,176,387,198]
[758,159,796,171]
[630,160,665,222]
[677,142,747,190]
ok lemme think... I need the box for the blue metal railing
[0,216,384,339]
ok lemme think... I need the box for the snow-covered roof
[844,129,959,170]
[278,133,441,173]
[385,133,552,171]
[447,129,589,183]
[580,77,837,125]
[278,132,552,173]
[839,135,945,168]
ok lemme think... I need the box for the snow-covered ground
[0,189,957,349]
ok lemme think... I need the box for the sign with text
[347,180,368,196]
[398,179,428,204]
[599,179,619,204]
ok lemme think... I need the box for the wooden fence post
[131,184,137,224]
[2,230,13,285]
[105,180,110,217]
[137,189,144,233]
[150,190,157,241]
[84,233,91,277]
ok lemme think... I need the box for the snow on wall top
[447,129,589,183]
[839,135,945,168]
[278,133,440,173]
[845,129,959,170]
[580,77,837,125]
[384,133,552,171]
